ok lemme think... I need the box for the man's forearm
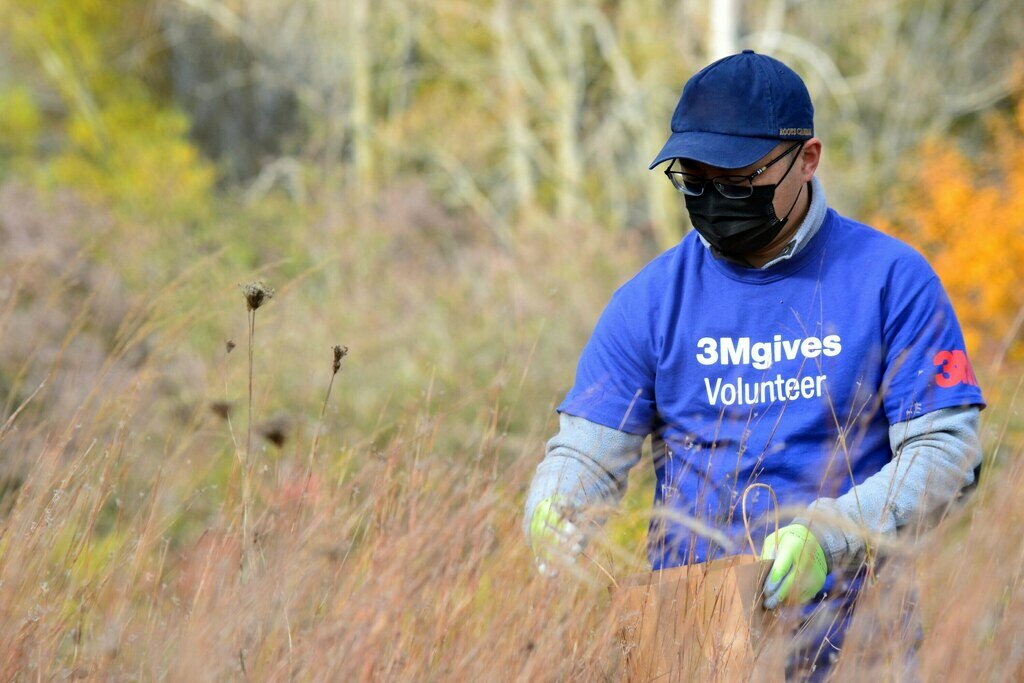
[523,412,645,542]
[795,405,982,571]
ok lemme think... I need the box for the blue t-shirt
[558,207,986,573]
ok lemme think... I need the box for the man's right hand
[529,495,586,577]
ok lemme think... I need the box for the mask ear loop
[777,180,805,225]
[773,142,806,225]
[741,482,779,557]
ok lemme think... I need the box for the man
[523,50,985,677]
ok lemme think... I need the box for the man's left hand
[760,524,828,609]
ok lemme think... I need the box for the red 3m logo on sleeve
[933,349,979,388]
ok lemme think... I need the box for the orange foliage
[877,102,1024,365]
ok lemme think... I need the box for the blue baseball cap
[649,50,814,170]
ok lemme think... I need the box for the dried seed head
[240,280,275,311]
[226,340,236,354]
[257,412,292,448]
[332,345,348,374]
[210,400,233,420]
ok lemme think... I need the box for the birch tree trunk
[349,0,373,192]
[709,0,739,61]
[493,0,535,214]
[552,0,585,223]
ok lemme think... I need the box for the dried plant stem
[307,372,335,474]
[0,377,47,443]
[303,346,346,509]
[242,308,256,578]
[235,280,273,580]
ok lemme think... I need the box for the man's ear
[799,137,822,182]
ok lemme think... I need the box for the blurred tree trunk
[349,0,373,192]
[551,0,586,223]
[709,0,740,61]
[493,0,535,214]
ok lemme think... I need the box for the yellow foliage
[0,84,41,159]
[3,0,215,224]
[50,99,215,224]
[877,102,1024,364]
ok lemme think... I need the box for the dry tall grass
[0,181,1021,681]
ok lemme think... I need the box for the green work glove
[529,495,585,577]
[760,524,828,609]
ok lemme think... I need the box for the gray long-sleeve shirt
[524,177,984,572]
[524,407,981,572]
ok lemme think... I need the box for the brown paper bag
[610,554,785,682]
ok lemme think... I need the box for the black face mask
[684,184,791,256]
[682,155,804,257]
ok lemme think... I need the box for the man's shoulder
[830,209,936,279]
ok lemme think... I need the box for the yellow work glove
[529,495,585,577]
[760,524,828,609]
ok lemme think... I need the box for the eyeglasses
[664,141,804,199]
